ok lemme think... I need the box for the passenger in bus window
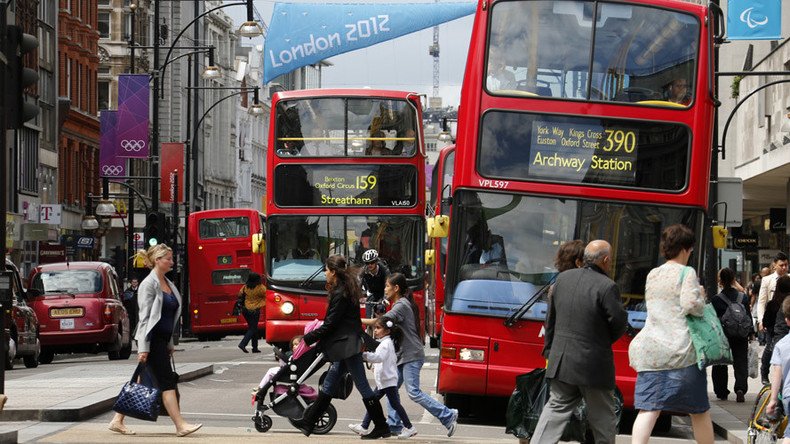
[392,129,417,156]
[664,78,692,105]
[486,50,516,92]
[365,131,390,156]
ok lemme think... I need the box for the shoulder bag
[112,363,161,421]
[683,266,733,369]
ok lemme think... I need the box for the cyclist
[361,249,389,319]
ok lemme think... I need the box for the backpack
[716,293,752,339]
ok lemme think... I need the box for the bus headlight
[281,301,295,315]
[459,348,485,362]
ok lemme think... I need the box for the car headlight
[459,348,485,362]
[281,301,295,315]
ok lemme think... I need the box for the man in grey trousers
[532,240,629,443]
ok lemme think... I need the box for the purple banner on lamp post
[99,111,126,177]
[117,74,150,158]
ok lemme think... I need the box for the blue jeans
[387,359,454,430]
[321,353,375,399]
[239,309,260,350]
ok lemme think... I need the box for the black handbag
[113,363,161,422]
[159,356,180,416]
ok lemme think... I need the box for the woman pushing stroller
[291,254,392,439]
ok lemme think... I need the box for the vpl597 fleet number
[478,179,509,189]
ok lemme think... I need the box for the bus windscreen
[274,164,418,207]
[478,111,689,191]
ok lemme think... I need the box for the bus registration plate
[220,317,238,324]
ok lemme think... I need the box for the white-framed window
[98,11,110,38]
[98,80,110,110]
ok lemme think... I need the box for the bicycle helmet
[362,249,379,264]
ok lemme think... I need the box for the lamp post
[151,0,262,213]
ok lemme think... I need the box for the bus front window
[446,190,702,320]
[267,216,424,290]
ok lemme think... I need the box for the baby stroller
[251,344,338,434]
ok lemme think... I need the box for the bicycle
[747,384,788,443]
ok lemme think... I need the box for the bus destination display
[274,164,418,208]
[529,120,638,185]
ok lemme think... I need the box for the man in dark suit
[533,240,628,443]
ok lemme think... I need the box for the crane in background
[428,0,441,110]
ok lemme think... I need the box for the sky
[224,0,474,108]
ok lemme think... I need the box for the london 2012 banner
[263,2,476,84]
[728,0,781,40]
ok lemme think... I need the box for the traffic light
[144,212,167,247]
[3,25,39,129]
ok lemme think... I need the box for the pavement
[0,358,765,443]
[0,361,213,443]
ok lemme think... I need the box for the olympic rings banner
[263,2,476,84]
[727,0,781,40]
[99,110,126,177]
[117,74,150,158]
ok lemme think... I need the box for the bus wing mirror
[425,249,436,266]
[427,215,449,239]
[252,233,266,254]
[712,226,727,249]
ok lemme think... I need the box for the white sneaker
[398,426,417,439]
[446,408,459,437]
[348,423,368,435]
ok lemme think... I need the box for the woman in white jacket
[108,244,202,437]
[349,318,417,439]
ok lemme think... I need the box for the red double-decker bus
[428,0,720,417]
[186,209,266,340]
[426,145,454,348]
[264,89,427,348]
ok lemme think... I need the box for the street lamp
[94,200,116,217]
[81,195,100,231]
[151,0,262,212]
[201,49,221,80]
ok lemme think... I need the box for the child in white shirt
[349,318,416,439]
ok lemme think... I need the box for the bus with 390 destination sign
[186,208,266,340]
[425,0,721,421]
[264,89,427,350]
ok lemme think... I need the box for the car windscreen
[31,270,103,294]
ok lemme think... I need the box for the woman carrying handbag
[108,244,202,437]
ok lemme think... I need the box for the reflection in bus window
[487,0,699,106]
[446,190,700,319]
[275,98,419,157]
[198,217,250,239]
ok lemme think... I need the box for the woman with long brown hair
[291,254,391,439]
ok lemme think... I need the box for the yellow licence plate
[219,317,238,324]
[50,307,84,318]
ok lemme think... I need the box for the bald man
[534,240,628,444]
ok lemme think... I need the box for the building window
[18,128,39,194]
[98,12,110,38]
[98,80,110,110]
[98,0,110,6]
